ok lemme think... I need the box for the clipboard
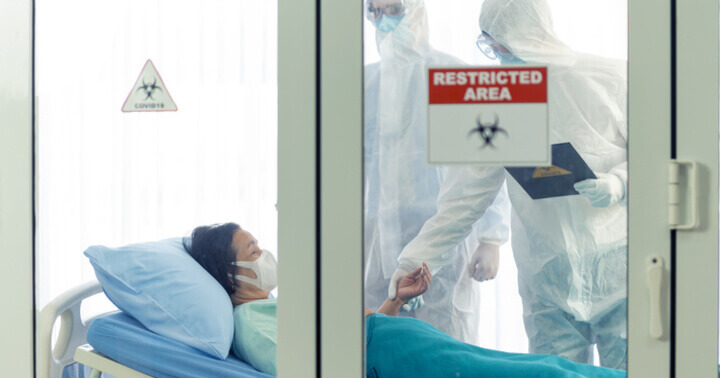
[505,143,596,199]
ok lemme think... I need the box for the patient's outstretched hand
[396,262,432,302]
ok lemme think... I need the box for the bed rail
[36,280,113,378]
[74,344,152,378]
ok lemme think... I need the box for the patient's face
[231,229,262,279]
[229,229,269,306]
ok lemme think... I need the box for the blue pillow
[84,238,233,359]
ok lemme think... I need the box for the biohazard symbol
[136,78,163,100]
[468,113,508,149]
[532,165,572,178]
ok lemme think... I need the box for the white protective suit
[397,0,628,369]
[364,0,511,345]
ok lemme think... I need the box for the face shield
[476,32,516,61]
[479,0,572,65]
[366,0,406,21]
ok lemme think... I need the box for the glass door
[363,0,630,370]
[34,0,279,318]
[317,0,676,376]
[29,1,321,377]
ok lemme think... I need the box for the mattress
[87,311,273,378]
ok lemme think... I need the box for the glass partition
[35,1,279,376]
[362,0,628,372]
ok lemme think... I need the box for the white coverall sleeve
[600,62,628,206]
[608,103,628,205]
[609,161,627,206]
[473,181,510,246]
[397,166,506,272]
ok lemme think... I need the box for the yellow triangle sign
[122,60,177,112]
[532,165,572,178]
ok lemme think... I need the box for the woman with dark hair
[185,223,623,378]
[185,223,276,307]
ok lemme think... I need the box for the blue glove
[401,295,425,312]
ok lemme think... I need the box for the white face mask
[229,249,278,292]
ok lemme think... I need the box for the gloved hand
[388,267,411,301]
[388,263,431,301]
[573,173,625,208]
[468,242,500,282]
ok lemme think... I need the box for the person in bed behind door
[185,222,624,378]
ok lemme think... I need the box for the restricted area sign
[427,66,549,166]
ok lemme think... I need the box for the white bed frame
[37,280,150,378]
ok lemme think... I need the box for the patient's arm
[369,263,431,317]
[376,297,409,316]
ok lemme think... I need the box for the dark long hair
[184,223,240,295]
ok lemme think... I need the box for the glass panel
[363,0,628,373]
[35,0,278,375]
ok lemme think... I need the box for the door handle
[668,160,698,230]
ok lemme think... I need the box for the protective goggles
[476,32,514,60]
[366,0,406,21]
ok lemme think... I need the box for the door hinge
[668,160,698,230]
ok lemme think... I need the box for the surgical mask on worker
[230,250,278,292]
[499,54,526,65]
[376,14,403,33]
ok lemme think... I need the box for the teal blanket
[366,314,625,378]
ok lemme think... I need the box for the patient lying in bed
[185,223,625,377]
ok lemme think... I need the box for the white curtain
[363,0,627,354]
[35,0,278,316]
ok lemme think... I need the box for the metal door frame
[0,0,34,376]
[673,0,719,376]
[317,0,681,376]
[0,0,322,375]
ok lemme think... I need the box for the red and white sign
[427,66,549,166]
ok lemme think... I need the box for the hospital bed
[38,280,272,378]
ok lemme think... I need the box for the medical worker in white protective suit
[364,0,511,344]
[390,0,629,369]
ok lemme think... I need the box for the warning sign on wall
[122,60,177,112]
[427,66,549,166]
